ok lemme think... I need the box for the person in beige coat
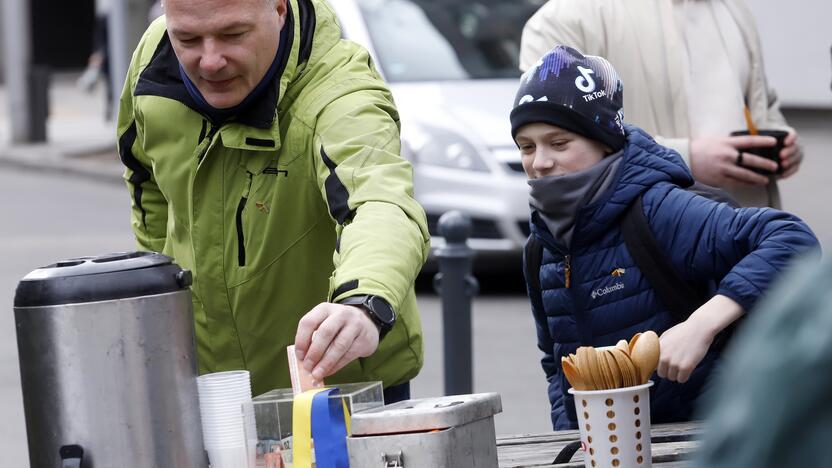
[519,0,803,208]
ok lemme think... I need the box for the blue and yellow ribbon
[292,388,352,468]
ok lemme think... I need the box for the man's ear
[276,0,288,18]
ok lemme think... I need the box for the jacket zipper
[197,121,220,164]
[564,254,572,288]
[236,171,254,266]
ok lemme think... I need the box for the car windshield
[355,0,546,82]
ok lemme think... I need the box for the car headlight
[405,124,490,172]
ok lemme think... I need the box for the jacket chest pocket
[229,154,323,286]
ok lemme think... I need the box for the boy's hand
[657,319,714,383]
[657,294,745,383]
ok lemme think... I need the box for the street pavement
[0,73,830,466]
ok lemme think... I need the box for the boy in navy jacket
[511,45,819,430]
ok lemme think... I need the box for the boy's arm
[657,294,744,383]
[649,189,819,382]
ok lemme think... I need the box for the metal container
[347,393,502,468]
[13,252,207,468]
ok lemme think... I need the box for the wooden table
[497,422,701,467]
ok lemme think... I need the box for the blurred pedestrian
[116,0,429,400]
[77,0,113,119]
[520,0,802,208]
[512,45,819,430]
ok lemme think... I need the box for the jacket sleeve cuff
[716,281,758,315]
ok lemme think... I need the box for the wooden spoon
[597,349,614,390]
[604,350,624,388]
[585,347,605,391]
[575,348,589,390]
[630,330,660,384]
[568,353,578,366]
[628,332,642,355]
[562,356,585,390]
[612,348,638,387]
[576,347,598,390]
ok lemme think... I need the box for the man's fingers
[780,145,798,160]
[784,130,798,147]
[727,135,777,149]
[780,164,800,179]
[724,164,770,185]
[294,304,331,360]
[311,325,358,381]
[738,152,778,173]
[320,334,362,380]
[779,145,800,166]
[302,313,346,372]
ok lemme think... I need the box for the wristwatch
[338,295,396,341]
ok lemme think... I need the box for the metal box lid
[349,393,502,435]
[14,251,191,307]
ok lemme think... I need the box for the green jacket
[117,0,429,395]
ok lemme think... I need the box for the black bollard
[433,211,479,396]
[28,65,50,142]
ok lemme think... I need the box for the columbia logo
[591,282,625,300]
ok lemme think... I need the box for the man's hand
[294,303,380,382]
[689,135,778,187]
[657,294,745,383]
[779,129,802,179]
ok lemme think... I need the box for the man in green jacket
[117,0,430,400]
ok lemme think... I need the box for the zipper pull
[564,255,572,289]
[243,171,254,197]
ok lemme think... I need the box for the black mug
[730,129,788,175]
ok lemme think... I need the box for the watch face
[368,296,395,324]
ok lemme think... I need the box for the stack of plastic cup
[197,370,257,468]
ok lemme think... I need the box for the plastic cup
[199,370,251,381]
[207,443,255,468]
[197,371,254,456]
[569,381,654,468]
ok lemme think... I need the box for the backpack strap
[686,181,740,208]
[524,236,546,315]
[621,194,704,321]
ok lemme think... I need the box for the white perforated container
[568,382,654,468]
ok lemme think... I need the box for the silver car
[329,0,545,269]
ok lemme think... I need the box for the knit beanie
[510,45,626,152]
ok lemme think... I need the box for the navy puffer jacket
[526,126,819,430]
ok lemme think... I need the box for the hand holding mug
[689,135,779,187]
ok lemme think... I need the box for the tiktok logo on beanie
[575,66,596,93]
